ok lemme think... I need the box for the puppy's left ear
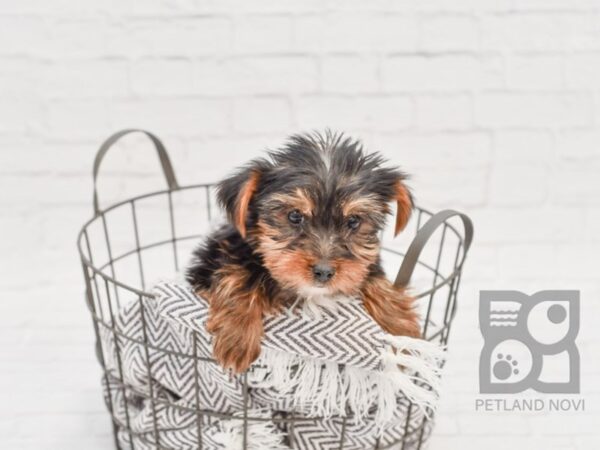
[393,179,414,236]
[217,164,262,238]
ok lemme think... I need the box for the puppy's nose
[312,262,335,283]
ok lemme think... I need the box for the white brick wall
[1,1,599,449]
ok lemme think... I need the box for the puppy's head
[217,132,413,296]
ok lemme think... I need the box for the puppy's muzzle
[312,262,335,283]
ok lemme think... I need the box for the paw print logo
[479,290,580,394]
[494,354,519,380]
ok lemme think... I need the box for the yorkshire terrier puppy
[186,132,420,373]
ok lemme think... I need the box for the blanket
[99,282,443,449]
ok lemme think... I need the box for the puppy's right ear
[217,164,262,238]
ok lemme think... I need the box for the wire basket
[77,130,473,450]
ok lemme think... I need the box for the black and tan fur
[186,132,420,373]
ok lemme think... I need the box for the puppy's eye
[347,215,361,230]
[288,209,304,225]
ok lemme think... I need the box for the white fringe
[211,409,288,450]
[378,335,446,421]
[251,334,445,429]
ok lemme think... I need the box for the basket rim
[78,182,469,341]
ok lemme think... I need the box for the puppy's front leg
[204,288,265,373]
[199,264,269,373]
[362,275,421,338]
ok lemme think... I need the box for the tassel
[210,409,288,450]
[249,333,445,426]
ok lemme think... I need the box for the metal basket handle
[395,209,474,288]
[92,129,180,215]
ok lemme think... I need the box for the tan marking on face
[341,194,380,217]
[252,219,316,289]
[269,188,314,216]
[262,248,316,291]
[250,220,290,252]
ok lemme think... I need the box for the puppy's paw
[362,275,421,338]
[211,328,262,373]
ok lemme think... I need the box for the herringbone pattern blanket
[100,282,442,449]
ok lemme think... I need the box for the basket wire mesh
[77,130,473,450]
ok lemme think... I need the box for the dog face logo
[479,290,580,394]
[216,132,413,297]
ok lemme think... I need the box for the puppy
[186,132,420,373]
